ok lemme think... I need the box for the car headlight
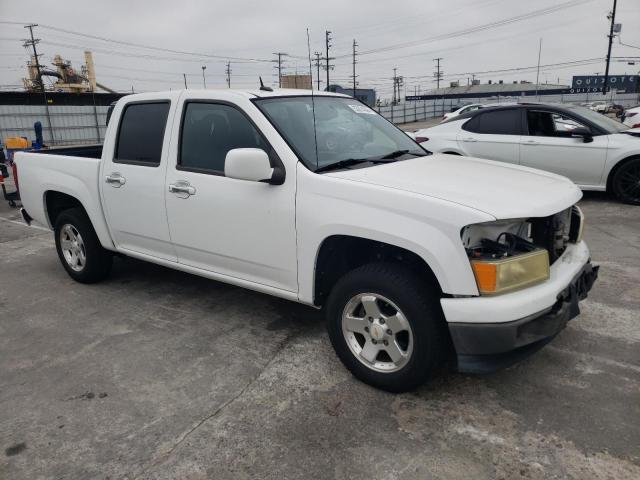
[471,249,550,295]
[462,219,550,296]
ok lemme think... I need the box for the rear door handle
[105,173,126,187]
[169,181,196,198]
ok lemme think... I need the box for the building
[280,74,312,90]
[405,80,570,101]
[326,84,376,107]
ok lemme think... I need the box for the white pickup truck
[16,88,598,392]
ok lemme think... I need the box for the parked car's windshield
[566,105,628,133]
[254,96,427,171]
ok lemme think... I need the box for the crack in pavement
[129,331,295,479]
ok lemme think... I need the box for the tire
[611,157,640,205]
[54,207,113,283]
[326,262,448,392]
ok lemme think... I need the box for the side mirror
[571,127,593,143]
[224,148,284,184]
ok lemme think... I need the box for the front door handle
[105,173,126,187]
[169,181,196,198]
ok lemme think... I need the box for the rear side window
[179,102,269,174]
[115,102,170,165]
[463,109,521,135]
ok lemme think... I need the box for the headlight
[471,249,550,295]
[462,219,551,296]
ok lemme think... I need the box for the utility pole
[392,67,397,105]
[201,65,207,89]
[351,39,358,97]
[313,52,322,90]
[603,0,618,95]
[23,24,55,144]
[433,57,443,89]
[183,73,188,89]
[273,52,287,88]
[535,38,542,99]
[324,30,334,90]
[225,61,232,88]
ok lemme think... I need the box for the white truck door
[100,98,177,261]
[164,98,298,292]
[520,109,608,186]
[456,108,522,165]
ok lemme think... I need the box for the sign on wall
[570,75,639,93]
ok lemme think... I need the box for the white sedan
[623,105,640,129]
[414,103,640,204]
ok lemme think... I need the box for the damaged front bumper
[441,241,598,373]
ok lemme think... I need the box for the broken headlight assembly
[461,219,550,295]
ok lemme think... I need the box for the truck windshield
[254,96,427,172]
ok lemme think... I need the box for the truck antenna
[259,76,273,92]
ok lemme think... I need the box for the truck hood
[326,154,582,219]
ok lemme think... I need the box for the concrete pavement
[0,192,639,479]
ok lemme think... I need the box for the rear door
[520,109,608,186]
[457,108,522,164]
[100,95,178,261]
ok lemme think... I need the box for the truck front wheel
[326,263,447,392]
[54,208,113,283]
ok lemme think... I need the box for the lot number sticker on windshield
[348,104,376,115]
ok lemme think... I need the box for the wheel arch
[313,234,443,307]
[43,189,115,250]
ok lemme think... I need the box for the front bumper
[441,241,598,373]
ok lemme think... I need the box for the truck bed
[33,144,103,159]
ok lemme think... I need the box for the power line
[19,22,273,63]
[336,0,592,58]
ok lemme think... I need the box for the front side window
[179,102,269,174]
[463,109,521,135]
[254,96,426,171]
[527,110,587,137]
[115,102,170,165]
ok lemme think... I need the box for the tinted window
[527,110,587,137]
[463,109,521,135]
[115,102,170,165]
[180,102,269,173]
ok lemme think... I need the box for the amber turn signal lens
[471,249,550,295]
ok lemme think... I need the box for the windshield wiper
[315,158,397,173]
[378,149,424,159]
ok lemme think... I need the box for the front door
[100,99,177,261]
[164,98,298,292]
[520,109,608,186]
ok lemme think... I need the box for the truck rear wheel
[326,263,447,392]
[54,208,112,283]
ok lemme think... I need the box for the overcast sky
[1,0,639,100]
